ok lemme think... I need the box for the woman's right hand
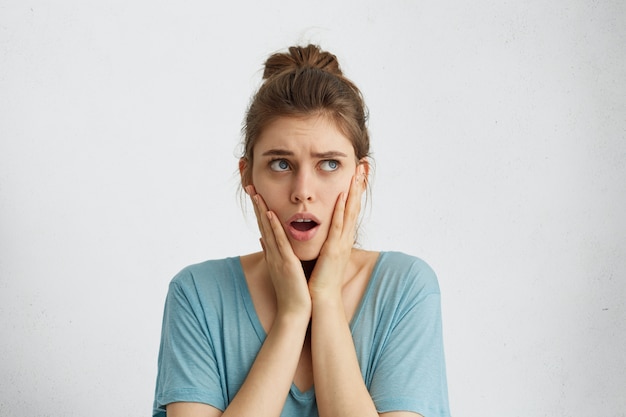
[246,185,312,321]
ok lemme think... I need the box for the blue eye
[320,160,339,172]
[270,159,290,171]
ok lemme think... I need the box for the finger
[252,193,278,250]
[265,210,295,257]
[259,237,266,253]
[343,174,363,239]
[249,191,266,236]
[248,188,279,255]
[328,191,347,242]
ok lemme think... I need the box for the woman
[153,44,451,417]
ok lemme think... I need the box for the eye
[319,160,340,172]
[269,159,290,172]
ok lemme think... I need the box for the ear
[239,157,252,187]
[357,157,370,183]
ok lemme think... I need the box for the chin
[292,244,321,262]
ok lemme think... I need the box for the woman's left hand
[308,171,365,301]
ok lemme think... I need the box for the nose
[290,169,314,203]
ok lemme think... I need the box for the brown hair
[240,44,370,185]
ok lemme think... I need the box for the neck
[301,259,317,280]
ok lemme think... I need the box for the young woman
[152,44,451,417]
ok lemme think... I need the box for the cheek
[255,184,276,202]
[339,172,354,194]
[252,181,283,211]
[323,179,351,210]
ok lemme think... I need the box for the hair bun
[263,44,343,79]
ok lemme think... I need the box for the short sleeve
[369,259,451,417]
[152,270,226,416]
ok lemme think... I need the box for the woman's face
[247,115,365,261]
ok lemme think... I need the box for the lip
[285,212,321,242]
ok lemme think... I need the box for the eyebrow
[261,149,349,158]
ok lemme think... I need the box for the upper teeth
[294,219,312,222]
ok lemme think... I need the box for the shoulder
[377,251,432,269]
[171,257,240,284]
[167,257,243,300]
[162,257,248,322]
[374,251,441,298]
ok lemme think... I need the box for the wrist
[274,308,311,330]
[309,282,342,301]
[310,292,344,315]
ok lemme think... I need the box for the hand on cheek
[309,172,365,298]
[245,185,312,318]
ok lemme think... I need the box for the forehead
[253,115,355,157]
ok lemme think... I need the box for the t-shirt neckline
[230,251,386,398]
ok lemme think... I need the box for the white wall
[1,1,624,416]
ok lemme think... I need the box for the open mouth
[290,219,319,232]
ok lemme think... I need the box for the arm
[168,312,309,417]
[309,174,425,417]
[308,173,380,416]
[311,291,423,417]
[213,187,312,416]
[215,189,312,416]
[310,293,379,417]
[165,188,312,417]
[223,311,309,416]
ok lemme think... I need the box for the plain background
[1,1,625,416]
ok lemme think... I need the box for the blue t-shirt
[153,251,451,416]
